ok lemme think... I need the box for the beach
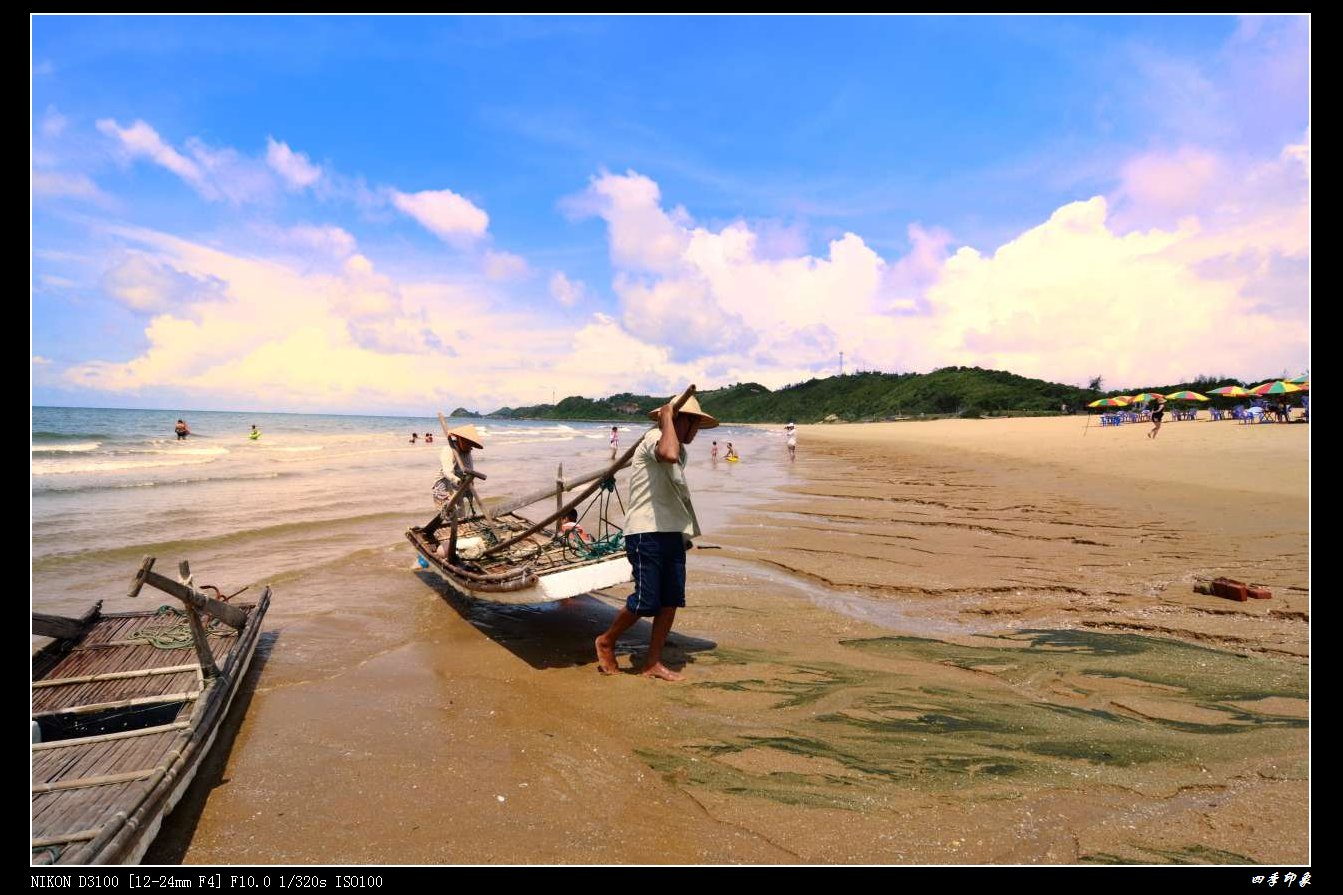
[35,411,1308,864]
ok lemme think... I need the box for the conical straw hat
[647,395,719,429]
[447,424,484,449]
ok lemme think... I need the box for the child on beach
[725,442,739,460]
[711,441,718,461]
[559,508,594,545]
[610,425,620,460]
[785,421,797,461]
[410,432,418,444]
[425,432,433,443]
[249,425,260,441]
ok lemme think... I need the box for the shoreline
[148,415,1308,864]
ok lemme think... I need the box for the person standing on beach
[710,440,719,462]
[784,421,797,461]
[1147,396,1166,439]
[174,419,190,440]
[595,396,718,681]
[433,425,484,517]
[610,425,620,460]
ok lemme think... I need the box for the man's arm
[655,404,680,464]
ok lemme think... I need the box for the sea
[32,406,791,625]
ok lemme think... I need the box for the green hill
[484,368,1292,424]
[489,367,1100,423]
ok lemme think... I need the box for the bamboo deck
[407,511,632,603]
[31,590,270,865]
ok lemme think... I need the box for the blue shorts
[625,532,687,617]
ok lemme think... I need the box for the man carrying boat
[595,396,717,680]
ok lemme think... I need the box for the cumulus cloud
[32,355,52,365]
[102,253,229,313]
[575,164,1307,390]
[549,272,585,307]
[390,187,489,244]
[266,137,324,190]
[566,170,691,272]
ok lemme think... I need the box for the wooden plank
[33,767,162,794]
[33,613,91,641]
[32,690,200,719]
[32,721,191,752]
[480,384,698,558]
[32,829,99,848]
[128,556,248,629]
[33,663,200,689]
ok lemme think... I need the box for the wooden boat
[407,507,634,605]
[407,385,700,605]
[31,558,270,865]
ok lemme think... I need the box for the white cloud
[567,170,690,272]
[98,118,204,186]
[102,253,229,313]
[391,188,489,244]
[266,137,324,190]
[41,107,68,138]
[549,272,585,307]
[279,224,358,258]
[32,355,52,365]
[1282,126,1310,180]
[97,118,273,204]
[484,250,530,281]
[579,165,1308,390]
[32,171,108,203]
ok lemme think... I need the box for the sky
[31,15,1310,415]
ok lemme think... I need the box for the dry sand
[150,415,1309,865]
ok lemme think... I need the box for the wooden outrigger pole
[477,384,698,559]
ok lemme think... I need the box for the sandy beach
[144,415,1308,865]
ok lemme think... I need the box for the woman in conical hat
[446,424,484,450]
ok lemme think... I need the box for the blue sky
[32,15,1309,414]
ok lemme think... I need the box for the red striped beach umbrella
[1249,381,1305,396]
[1164,390,1210,401]
[1209,385,1252,397]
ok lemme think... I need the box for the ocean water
[32,406,791,621]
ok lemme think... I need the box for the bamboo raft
[407,385,701,605]
[31,558,270,865]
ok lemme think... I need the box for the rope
[564,476,625,559]
[128,604,238,650]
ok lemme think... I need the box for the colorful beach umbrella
[1164,390,1209,401]
[1130,392,1164,403]
[1087,397,1132,408]
[1288,374,1310,384]
[1249,381,1305,396]
[1208,385,1252,397]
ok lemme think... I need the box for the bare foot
[594,636,620,675]
[641,662,685,682]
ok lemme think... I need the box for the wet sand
[150,416,1308,865]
